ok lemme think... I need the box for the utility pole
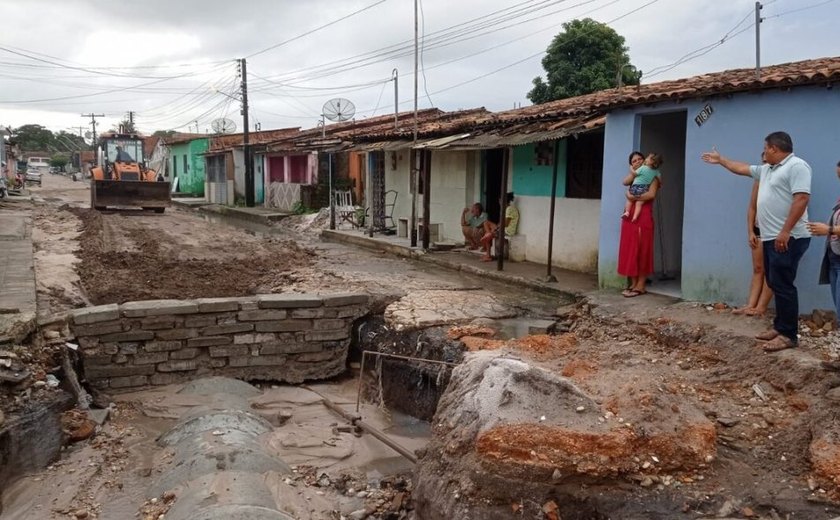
[392,68,399,130]
[81,113,104,150]
[755,2,762,79]
[239,58,254,207]
[410,0,419,247]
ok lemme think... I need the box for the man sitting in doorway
[461,202,488,250]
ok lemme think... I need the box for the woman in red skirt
[618,151,661,297]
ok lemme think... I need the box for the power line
[643,0,835,80]
[427,0,660,97]
[0,62,231,104]
[246,0,391,59]
[370,80,390,116]
[418,0,434,108]
[0,44,197,80]
[644,3,758,78]
[764,0,836,18]
[255,0,586,85]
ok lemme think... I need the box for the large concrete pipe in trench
[150,377,294,520]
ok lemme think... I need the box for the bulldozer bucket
[91,179,171,211]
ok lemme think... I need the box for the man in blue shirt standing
[702,131,811,352]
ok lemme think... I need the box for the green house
[168,138,208,197]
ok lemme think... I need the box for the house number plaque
[694,104,714,127]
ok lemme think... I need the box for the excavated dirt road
[17,174,840,520]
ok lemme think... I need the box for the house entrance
[482,148,506,223]
[639,111,687,297]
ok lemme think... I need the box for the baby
[622,153,663,222]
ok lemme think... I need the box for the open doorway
[639,111,687,297]
[483,148,505,223]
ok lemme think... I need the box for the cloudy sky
[0,0,837,137]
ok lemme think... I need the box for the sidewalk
[0,211,36,339]
[172,199,292,225]
[320,228,597,298]
[319,228,799,357]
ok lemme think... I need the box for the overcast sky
[0,0,838,138]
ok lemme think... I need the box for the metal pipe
[755,2,762,80]
[306,385,419,464]
[544,139,560,282]
[392,68,399,130]
[496,147,510,271]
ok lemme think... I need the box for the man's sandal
[762,335,795,352]
[755,329,779,341]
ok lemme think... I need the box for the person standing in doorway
[617,151,660,297]
[702,131,812,352]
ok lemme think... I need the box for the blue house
[593,57,840,312]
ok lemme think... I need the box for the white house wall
[384,149,478,242]
[517,195,600,272]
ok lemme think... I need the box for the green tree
[527,18,641,104]
[50,153,69,169]
[152,130,176,138]
[13,124,55,151]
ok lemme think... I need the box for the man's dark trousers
[763,237,811,344]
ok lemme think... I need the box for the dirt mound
[415,311,840,519]
[71,209,317,304]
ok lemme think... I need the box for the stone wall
[68,294,368,390]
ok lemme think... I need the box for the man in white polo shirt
[702,131,811,352]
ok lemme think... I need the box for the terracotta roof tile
[484,55,840,123]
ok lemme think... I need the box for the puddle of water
[383,409,432,439]
[494,317,554,339]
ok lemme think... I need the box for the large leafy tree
[528,18,641,104]
[13,124,55,151]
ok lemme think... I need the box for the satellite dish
[84,131,92,139]
[211,118,236,134]
[322,98,355,122]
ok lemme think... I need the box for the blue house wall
[598,85,840,313]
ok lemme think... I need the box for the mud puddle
[1,376,427,519]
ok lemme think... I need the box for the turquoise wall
[169,139,208,196]
[511,141,567,197]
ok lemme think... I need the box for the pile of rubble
[291,466,414,519]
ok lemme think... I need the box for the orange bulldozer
[90,132,170,212]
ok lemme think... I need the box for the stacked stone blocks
[69,294,368,390]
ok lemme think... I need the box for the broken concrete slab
[385,289,517,331]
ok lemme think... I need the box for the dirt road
[30,173,559,317]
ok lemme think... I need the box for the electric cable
[246,0,391,59]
